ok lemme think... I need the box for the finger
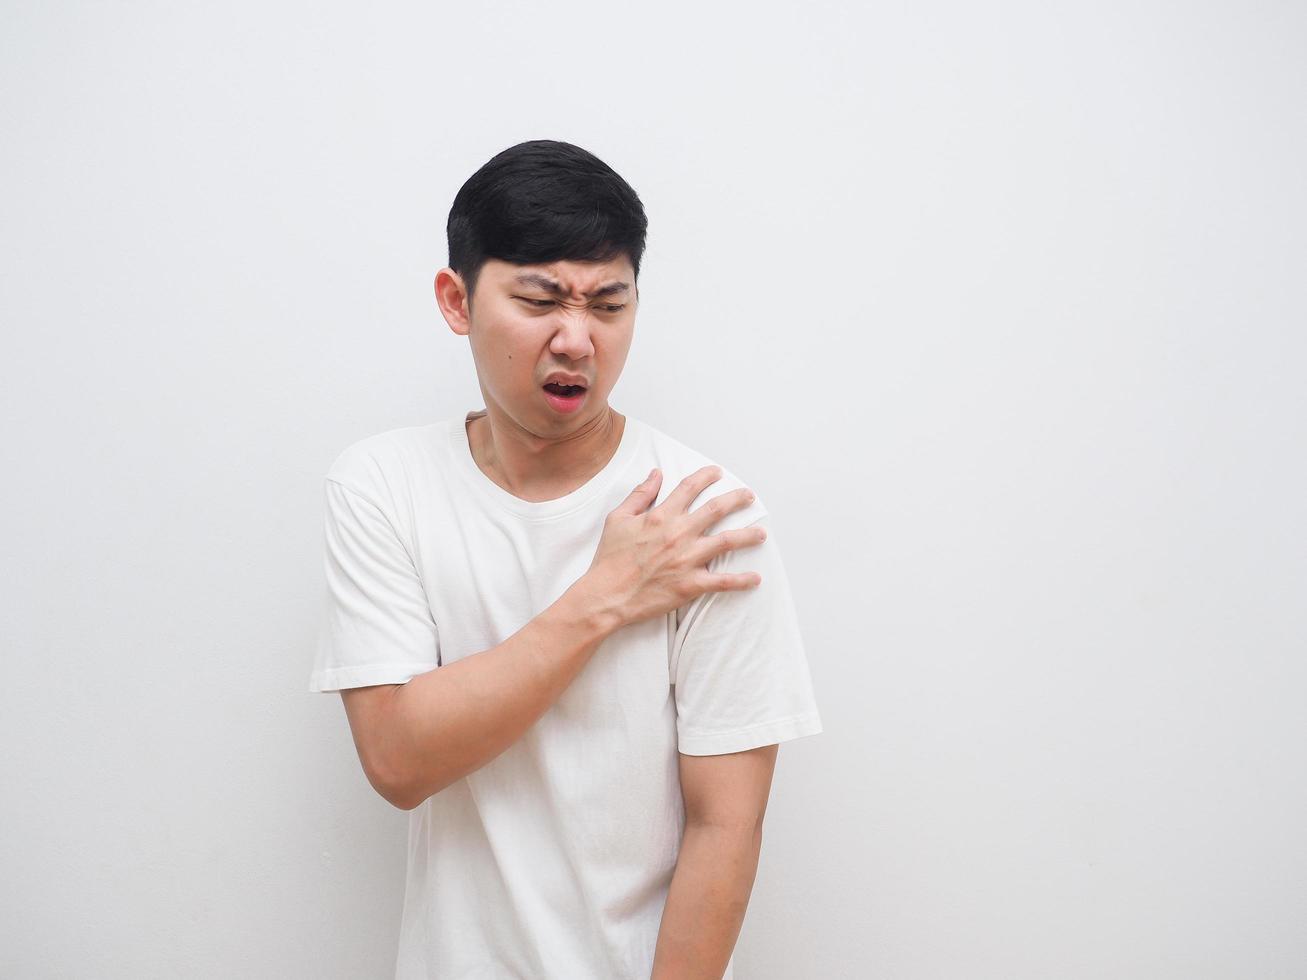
[612,467,663,515]
[709,571,762,592]
[687,486,758,536]
[660,464,725,515]
[699,523,767,562]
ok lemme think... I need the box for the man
[309,139,823,979]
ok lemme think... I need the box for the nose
[548,307,597,360]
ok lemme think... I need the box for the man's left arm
[650,743,780,980]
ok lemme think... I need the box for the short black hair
[446,140,648,307]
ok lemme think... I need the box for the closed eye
[515,297,627,313]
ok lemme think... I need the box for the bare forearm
[384,577,622,808]
[650,823,763,980]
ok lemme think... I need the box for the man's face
[441,255,638,436]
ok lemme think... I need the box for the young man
[309,140,823,980]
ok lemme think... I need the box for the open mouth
[542,382,586,398]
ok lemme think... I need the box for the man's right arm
[336,464,762,811]
[340,575,622,811]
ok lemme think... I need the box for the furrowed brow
[513,273,630,298]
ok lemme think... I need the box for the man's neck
[466,406,626,503]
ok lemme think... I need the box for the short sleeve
[308,478,441,693]
[671,513,824,755]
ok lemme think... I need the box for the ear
[434,267,472,335]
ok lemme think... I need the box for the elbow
[392,783,441,811]
[341,685,434,811]
[376,774,424,811]
[360,755,421,811]
[382,763,435,811]
[380,778,419,811]
[374,766,438,811]
[362,741,447,810]
[363,732,424,810]
[389,792,422,812]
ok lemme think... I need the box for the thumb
[613,467,662,515]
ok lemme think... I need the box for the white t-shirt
[310,409,823,980]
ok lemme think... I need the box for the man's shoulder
[323,419,451,501]
[635,416,770,530]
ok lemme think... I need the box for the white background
[2,1,1304,977]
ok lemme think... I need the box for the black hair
[446,140,648,308]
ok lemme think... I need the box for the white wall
[2,1,1304,977]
